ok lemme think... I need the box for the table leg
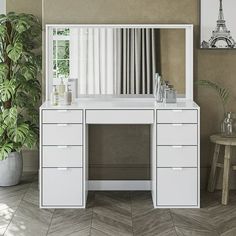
[208,144,220,192]
[222,145,231,205]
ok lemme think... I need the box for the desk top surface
[40,97,199,110]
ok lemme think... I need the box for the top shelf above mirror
[45,24,193,101]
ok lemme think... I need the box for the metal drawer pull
[57,124,68,127]
[172,110,183,112]
[172,123,183,126]
[57,146,68,149]
[57,168,68,171]
[172,145,183,148]
[57,110,68,113]
[172,168,183,171]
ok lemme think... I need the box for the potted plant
[196,79,229,115]
[0,12,41,186]
[196,80,236,136]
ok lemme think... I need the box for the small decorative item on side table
[221,112,236,137]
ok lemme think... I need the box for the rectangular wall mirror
[46,24,193,100]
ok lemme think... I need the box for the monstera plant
[0,12,41,186]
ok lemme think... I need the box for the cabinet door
[42,168,83,206]
[157,168,197,206]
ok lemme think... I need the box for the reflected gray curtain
[115,28,160,95]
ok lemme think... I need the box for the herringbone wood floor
[0,173,236,236]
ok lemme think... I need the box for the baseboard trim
[88,180,151,191]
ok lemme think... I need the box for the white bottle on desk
[58,78,65,96]
[64,85,72,105]
[50,85,59,106]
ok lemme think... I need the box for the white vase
[0,152,23,186]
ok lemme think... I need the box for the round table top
[210,134,236,146]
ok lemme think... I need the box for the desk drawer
[157,168,197,206]
[157,146,197,167]
[42,146,83,167]
[157,124,197,145]
[42,124,83,145]
[42,110,82,123]
[157,110,197,124]
[86,110,154,124]
[42,168,83,206]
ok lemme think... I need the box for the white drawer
[42,146,83,167]
[86,110,154,124]
[157,124,197,145]
[157,146,197,167]
[42,168,83,206]
[157,110,197,124]
[157,168,198,206]
[42,124,83,145]
[42,110,82,123]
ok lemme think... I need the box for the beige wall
[6,0,42,20]
[160,29,185,94]
[7,0,236,188]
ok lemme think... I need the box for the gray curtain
[116,28,160,95]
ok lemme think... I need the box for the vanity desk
[40,98,200,209]
[40,24,200,209]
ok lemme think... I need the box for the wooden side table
[208,134,236,205]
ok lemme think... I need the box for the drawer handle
[172,168,183,171]
[172,110,183,112]
[172,124,183,126]
[57,146,68,149]
[57,168,68,171]
[172,145,183,148]
[57,124,68,127]
[57,110,68,113]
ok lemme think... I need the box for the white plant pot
[0,152,23,186]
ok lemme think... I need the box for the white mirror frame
[45,24,193,100]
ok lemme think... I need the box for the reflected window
[52,28,70,79]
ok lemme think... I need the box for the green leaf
[0,126,5,138]
[7,42,23,62]
[14,91,28,107]
[24,129,37,149]
[0,14,7,24]
[2,107,17,126]
[0,143,13,161]
[15,19,30,33]
[21,63,37,81]
[0,24,7,38]
[7,123,29,144]
[0,63,9,80]
[0,80,15,102]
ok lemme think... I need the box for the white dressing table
[40,24,200,209]
[40,98,200,208]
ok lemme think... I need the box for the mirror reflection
[50,27,185,96]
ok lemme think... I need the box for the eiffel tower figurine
[201,0,235,48]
